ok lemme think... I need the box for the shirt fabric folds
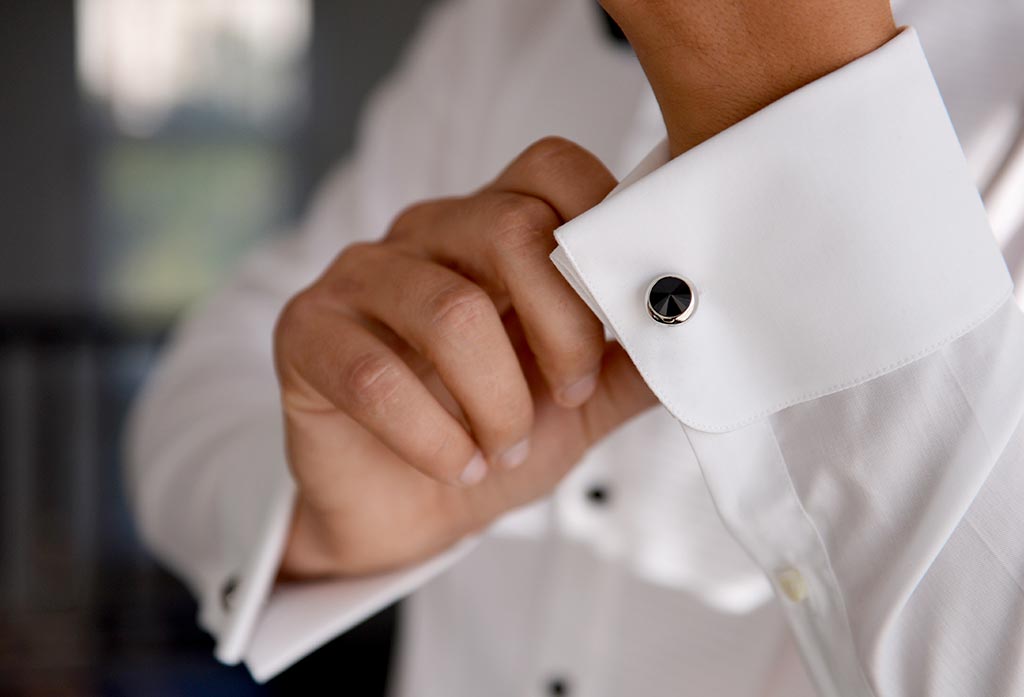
[127,0,1024,694]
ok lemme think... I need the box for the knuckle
[274,286,319,353]
[426,283,493,335]
[328,247,376,299]
[273,287,332,392]
[488,196,556,253]
[341,352,402,409]
[388,200,438,240]
[522,135,582,167]
[515,136,611,198]
[334,241,377,274]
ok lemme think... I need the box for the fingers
[388,138,618,407]
[578,342,659,443]
[275,290,487,486]
[330,243,535,469]
[442,137,618,406]
[491,136,618,219]
[392,192,609,409]
[475,193,607,406]
[281,135,618,492]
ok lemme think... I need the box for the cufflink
[646,275,695,325]
[221,575,239,611]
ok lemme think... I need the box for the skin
[603,0,898,156]
[276,0,898,579]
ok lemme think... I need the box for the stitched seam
[685,289,1013,430]
[557,235,1012,432]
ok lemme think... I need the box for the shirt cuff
[239,538,478,682]
[209,453,478,683]
[551,27,1011,434]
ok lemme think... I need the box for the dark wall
[297,0,437,202]
[0,3,91,311]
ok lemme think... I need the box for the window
[76,0,311,316]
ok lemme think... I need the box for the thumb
[579,342,658,444]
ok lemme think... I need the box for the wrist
[278,493,484,581]
[278,500,343,580]
[602,0,897,156]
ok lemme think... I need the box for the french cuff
[240,539,477,682]
[202,412,296,669]
[551,27,1011,433]
[209,450,478,683]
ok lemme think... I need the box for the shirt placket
[523,471,627,697]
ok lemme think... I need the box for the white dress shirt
[126,0,1024,694]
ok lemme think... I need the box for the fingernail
[559,372,598,407]
[498,438,530,470]
[458,451,488,486]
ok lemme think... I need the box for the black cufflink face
[646,275,695,325]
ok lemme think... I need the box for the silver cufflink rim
[646,274,697,326]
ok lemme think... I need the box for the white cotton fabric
[125,0,1024,694]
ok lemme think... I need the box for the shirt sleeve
[553,27,1024,696]
[124,0,487,683]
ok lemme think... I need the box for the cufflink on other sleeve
[646,275,696,325]
[221,575,239,612]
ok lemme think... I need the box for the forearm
[601,0,897,155]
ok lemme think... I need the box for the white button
[777,567,807,603]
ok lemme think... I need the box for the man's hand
[275,138,657,578]
[601,0,898,156]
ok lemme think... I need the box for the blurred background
[0,1,437,694]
